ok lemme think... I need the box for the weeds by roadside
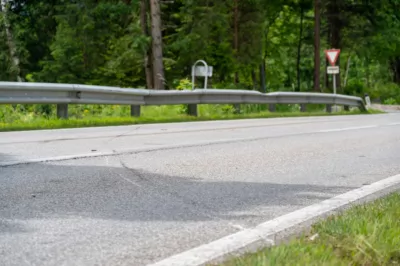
[218,192,400,266]
[0,103,380,132]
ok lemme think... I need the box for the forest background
[1,0,399,126]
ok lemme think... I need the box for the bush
[368,83,400,103]
[383,97,397,105]
[344,80,366,96]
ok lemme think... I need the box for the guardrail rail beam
[0,82,367,119]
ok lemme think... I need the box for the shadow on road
[0,160,353,235]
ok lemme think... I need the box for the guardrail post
[300,103,307,112]
[359,103,367,112]
[130,105,141,117]
[269,104,276,112]
[187,104,198,116]
[326,104,332,113]
[57,104,68,119]
[233,104,241,114]
[344,105,350,111]
[364,94,371,109]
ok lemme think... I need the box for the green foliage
[174,78,193,113]
[344,80,366,96]
[175,78,193,90]
[0,103,370,132]
[368,83,400,103]
[383,98,398,105]
[0,0,399,104]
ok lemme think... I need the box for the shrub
[383,97,397,105]
[344,80,366,96]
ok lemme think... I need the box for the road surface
[1,113,400,265]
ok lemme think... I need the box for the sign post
[325,49,340,111]
[325,49,340,94]
[188,60,213,117]
[191,60,213,90]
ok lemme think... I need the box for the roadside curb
[148,174,400,266]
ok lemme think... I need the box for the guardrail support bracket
[269,104,276,112]
[326,104,332,113]
[57,104,68,119]
[130,105,141,117]
[300,103,307,112]
[233,104,241,114]
[187,104,198,117]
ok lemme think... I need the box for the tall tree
[150,0,165,89]
[326,0,343,90]
[140,0,153,89]
[233,0,239,85]
[313,0,320,91]
[1,0,22,81]
[258,0,283,92]
[0,0,397,101]
[296,1,305,91]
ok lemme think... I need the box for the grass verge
[218,192,400,266]
[0,108,379,132]
[0,103,384,132]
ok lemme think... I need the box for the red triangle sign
[325,49,340,66]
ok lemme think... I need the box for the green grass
[218,192,400,266]
[0,104,381,132]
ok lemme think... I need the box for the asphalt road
[1,113,400,265]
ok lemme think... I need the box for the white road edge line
[318,125,377,133]
[147,174,400,266]
[0,124,389,167]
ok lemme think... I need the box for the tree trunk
[390,57,400,84]
[251,69,257,90]
[1,0,23,82]
[150,0,165,90]
[259,13,280,93]
[327,0,342,90]
[324,58,329,90]
[140,0,153,89]
[366,57,370,88]
[324,25,330,90]
[343,55,351,88]
[234,0,239,85]
[259,62,266,93]
[296,3,304,92]
[313,0,320,91]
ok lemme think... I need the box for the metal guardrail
[0,81,366,118]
